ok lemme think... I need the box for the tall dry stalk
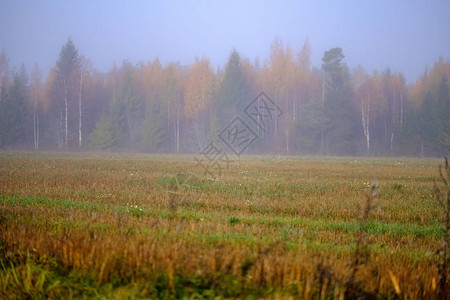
[434,153,449,300]
[346,180,379,297]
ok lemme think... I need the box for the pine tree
[140,100,165,152]
[322,48,360,155]
[293,98,326,153]
[118,64,144,149]
[88,106,124,151]
[418,76,450,156]
[88,115,115,150]
[217,50,249,128]
[437,75,450,152]
[0,66,29,147]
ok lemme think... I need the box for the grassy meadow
[0,152,447,299]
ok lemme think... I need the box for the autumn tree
[1,37,447,156]
[353,70,386,154]
[184,57,215,151]
[402,58,450,156]
[266,40,296,152]
[138,59,163,104]
[387,72,407,153]
[184,58,214,119]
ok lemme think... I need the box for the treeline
[0,38,449,156]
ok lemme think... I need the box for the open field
[0,152,447,299]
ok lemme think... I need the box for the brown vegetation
[0,153,444,298]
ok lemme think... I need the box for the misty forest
[0,38,449,157]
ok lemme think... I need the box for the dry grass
[0,152,444,298]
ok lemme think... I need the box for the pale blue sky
[1,0,449,83]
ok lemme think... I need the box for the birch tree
[161,63,182,152]
[77,56,94,148]
[55,38,79,148]
[30,64,43,150]
[360,81,373,152]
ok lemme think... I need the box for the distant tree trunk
[393,89,397,125]
[60,106,64,147]
[257,94,264,139]
[112,68,116,102]
[167,101,170,150]
[274,97,279,133]
[33,102,36,150]
[285,95,289,154]
[390,132,394,152]
[78,72,83,148]
[322,71,326,109]
[194,121,201,153]
[293,93,297,121]
[391,89,396,153]
[320,130,324,155]
[36,112,39,150]
[320,71,326,154]
[362,94,370,153]
[33,94,39,150]
[64,78,68,147]
[176,105,180,153]
[285,126,289,154]
[400,90,403,126]
[384,113,387,147]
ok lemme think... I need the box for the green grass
[1,194,441,239]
